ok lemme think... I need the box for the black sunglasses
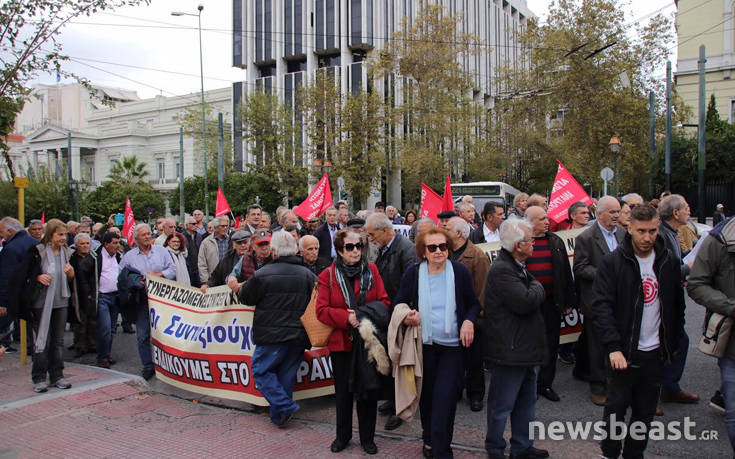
[344,242,364,252]
[426,243,448,253]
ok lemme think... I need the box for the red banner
[40,212,45,225]
[215,187,231,218]
[420,183,443,223]
[294,173,333,220]
[442,176,454,211]
[122,196,135,247]
[547,160,593,224]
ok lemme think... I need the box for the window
[175,161,181,179]
[731,99,735,123]
[157,161,166,180]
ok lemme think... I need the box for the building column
[70,146,81,181]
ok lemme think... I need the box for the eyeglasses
[344,242,364,252]
[426,243,448,253]
[519,238,534,246]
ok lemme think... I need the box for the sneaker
[710,390,726,413]
[53,378,72,389]
[33,381,48,393]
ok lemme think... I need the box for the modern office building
[231,0,535,205]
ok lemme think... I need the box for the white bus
[450,181,522,212]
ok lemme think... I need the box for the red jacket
[315,262,390,352]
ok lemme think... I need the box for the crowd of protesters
[0,193,733,459]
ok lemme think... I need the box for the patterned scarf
[334,255,373,309]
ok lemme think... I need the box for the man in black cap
[374,201,385,213]
[437,210,458,229]
[207,229,253,289]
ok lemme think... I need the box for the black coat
[375,232,417,302]
[70,252,97,317]
[207,250,240,287]
[0,230,38,311]
[588,234,685,365]
[314,223,339,261]
[350,300,392,398]
[183,231,202,287]
[239,255,317,347]
[543,231,578,315]
[468,225,487,244]
[482,249,547,367]
[573,223,625,315]
[301,255,331,276]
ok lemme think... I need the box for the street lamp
[608,136,621,196]
[172,5,209,219]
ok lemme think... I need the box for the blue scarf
[418,260,455,344]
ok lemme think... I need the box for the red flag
[122,196,135,247]
[215,188,231,218]
[233,217,241,229]
[420,183,444,223]
[547,159,593,224]
[41,212,45,225]
[441,176,454,212]
[294,173,333,220]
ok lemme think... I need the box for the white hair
[133,223,150,238]
[214,216,229,226]
[366,212,393,231]
[596,196,619,214]
[455,201,474,213]
[74,232,91,245]
[621,193,643,205]
[499,217,531,252]
[1,217,23,233]
[448,217,471,239]
[659,194,686,221]
[299,234,319,250]
[270,230,298,258]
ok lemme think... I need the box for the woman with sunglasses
[316,229,390,455]
[393,227,481,459]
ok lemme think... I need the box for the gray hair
[461,195,473,203]
[280,210,296,226]
[455,201,474,213]
[621,193,643,205]
[366,212,393,231]
[74,232,91,245]
[499,216,531,252]
[1,217,23,233]
[416,217,435,228]
[270,230,298,258]
[298,234,319,250]
[448,216,471,239]
[214,216,229,226]
[596,196,619,214]
[356,210,371,220]
[325,206,338,215]
[513,193,529,207]
[133,223,150,238]
[659,194,686,221]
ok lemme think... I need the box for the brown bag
[300,284,333,347]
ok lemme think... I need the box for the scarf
[418,260,455,345]
[167,247,191,286]
[334,256,373,309]
[36,245,71,353]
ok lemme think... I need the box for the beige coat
[388,303,423,421]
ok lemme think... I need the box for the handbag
[300,283,333,347]
[698,310,733,358]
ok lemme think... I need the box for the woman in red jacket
[316,229,390,455]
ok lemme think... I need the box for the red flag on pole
[420,183,444,223]
[547,159,593,224]
[441,176,454,212]
[122,196,135,247]
[40,212,45,225]
[294,173,333,220]
[215,188,231,218]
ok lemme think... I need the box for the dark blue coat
[0,230,39,306]
[314,222,338,261]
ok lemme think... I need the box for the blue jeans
[135,301,153,371]
[96,293,118,363]
[485,365,537,456]
[662,330,689,394]
[719,356,735,454]
[251,343,304,425]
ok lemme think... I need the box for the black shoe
[74,348,86,358]
[558,352,575,364]
[122,324,135,334]
[378,400,394,415]
[384,414,402,430]
[142,368,155,380]
[470,398,483,412]
[538,387,560,402]
[710,390,726,413]
[276,412,294,428]
[422,445,434,458]
[330,439,349,453]
[510,446,549,459]
[67,343,76,350]
[361,442,377,455]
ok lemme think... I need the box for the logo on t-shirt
[642,274,659,305]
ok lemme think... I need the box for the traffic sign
[600,167,614,181]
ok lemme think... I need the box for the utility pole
[649,90,655,199]
[179,127,185,226]
[697,45,707,223]
[67,132,73,216]
[665,61,672,192]
[217,112,224,191]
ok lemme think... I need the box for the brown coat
[456,240,490,307]
[388,303,422,421]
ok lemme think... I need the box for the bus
[450,181,522,213]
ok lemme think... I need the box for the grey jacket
[573,223,625,315]
[198,235,228,284]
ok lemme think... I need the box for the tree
[0,0,150,177]
[106,155,149,185]
[179,101,233,175]
[83,181,164,223]
[0,164,73,221]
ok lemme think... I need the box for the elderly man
[239,231,317,427]
[621,193,644,207]
[315,207,341,261]
[409,217,436,243]
[461,195,483,226]
[657,195,699,406]
[198,216,230,286]
[448,217,490,412]
[470,202,505,244]
[70,233,98,357]
[208,230,253,289]
[183,216,203,287]
[192,209,207,235]
[259,212,272,230]
[484,217,549,459]
[455,201,478,228]
[278,210,300,232]
[337,208,350,228]
[226,230,273,293]
[552,201,590,232]
[119,223,175,380]
[95,231,122,368]
[28,219,44,241]
[525,206,577,402]
[437,210,458,229]
[299,235,330,275]
[385,205,403,225]
[66,220,80,246]
[77,223,101,251]
[155,218,176,246]
[573,196,624,405]
[245,204,262,234]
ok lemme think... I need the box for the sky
[29,0,678,100]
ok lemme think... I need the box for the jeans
[135,301,153,371]
[96,293,118,363]
[485,365,537,456]
[662,330,689,394]
[719,356,735,454]
[251,343,304,425]
[31,307,68,384]
[601,349,663,459]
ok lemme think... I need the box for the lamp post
[608,136,621,197]
[172,5,208,219]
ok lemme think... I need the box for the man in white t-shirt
[588,204,686,459]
